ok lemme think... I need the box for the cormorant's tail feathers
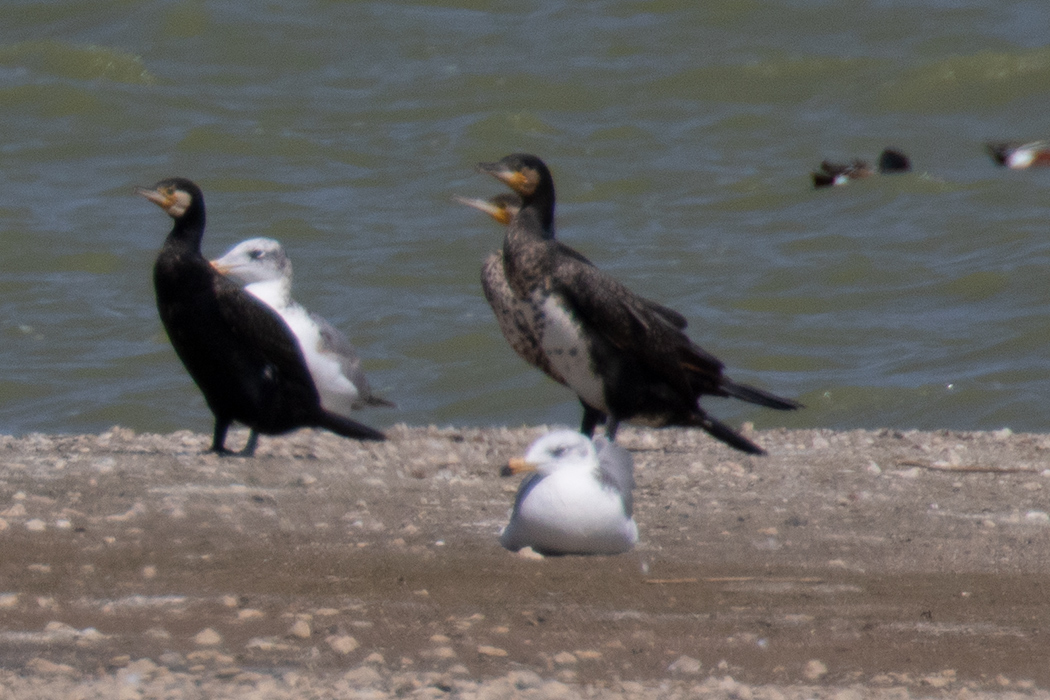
[318,411,386,441]
[689,414,766,455]
[722,380,803,411]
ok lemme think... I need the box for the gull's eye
[551,446,566,458]
[249,250,264,260]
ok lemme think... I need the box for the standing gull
[211,237,394,422]
[499,430,638,556]
[137,177,385,456]
[474,153,801,454]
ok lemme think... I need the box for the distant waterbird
[812,148,911,188]
[986,141,1050,170]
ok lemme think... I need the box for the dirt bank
[0,423,1047,698]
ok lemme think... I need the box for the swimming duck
[986,141,1050,169]
[812,148,911,188]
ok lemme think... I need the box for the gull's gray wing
[593,436,635,517]
[313,311,395,408]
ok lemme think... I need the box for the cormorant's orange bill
[453,193,521,225]
[135,185,191,217]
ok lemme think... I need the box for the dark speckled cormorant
[474,154,801,454]
[455,193,569,385]
[137,177,385,455]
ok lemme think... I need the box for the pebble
[120,658,159,681]
[108,655,131,669]
[3,503,26,517]
[477,645,508,657]
[25,658,77,677]
[343,665,382,686]
[193,628,222,646]
[245,637,282,652]
[43,621,79,639]
[326,635,359,655]
[423,645,457,659]
[288,619,312,639]
[718,676,751,700]
[552,651,577,666]
[804,659,829,680]
[668,655,702,674]
[922,674,952,688]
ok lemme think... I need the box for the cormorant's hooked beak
[135,186,190,218]
[477,161,532,195]
[453,195,515,225]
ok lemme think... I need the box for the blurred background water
[2,0,1050,438]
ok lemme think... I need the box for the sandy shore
[0,423,1048,698]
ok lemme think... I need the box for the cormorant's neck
[506,207,551,245]
[523,183,555,237]
[165,208,206,252]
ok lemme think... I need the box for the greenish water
[2,0,1050,437]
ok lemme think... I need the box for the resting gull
[499,430,638,556]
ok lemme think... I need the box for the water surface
[2,0,1050,437]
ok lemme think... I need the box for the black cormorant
[138,177,385,455]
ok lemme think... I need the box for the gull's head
[210,237,291,285]
[503,430,596,477]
